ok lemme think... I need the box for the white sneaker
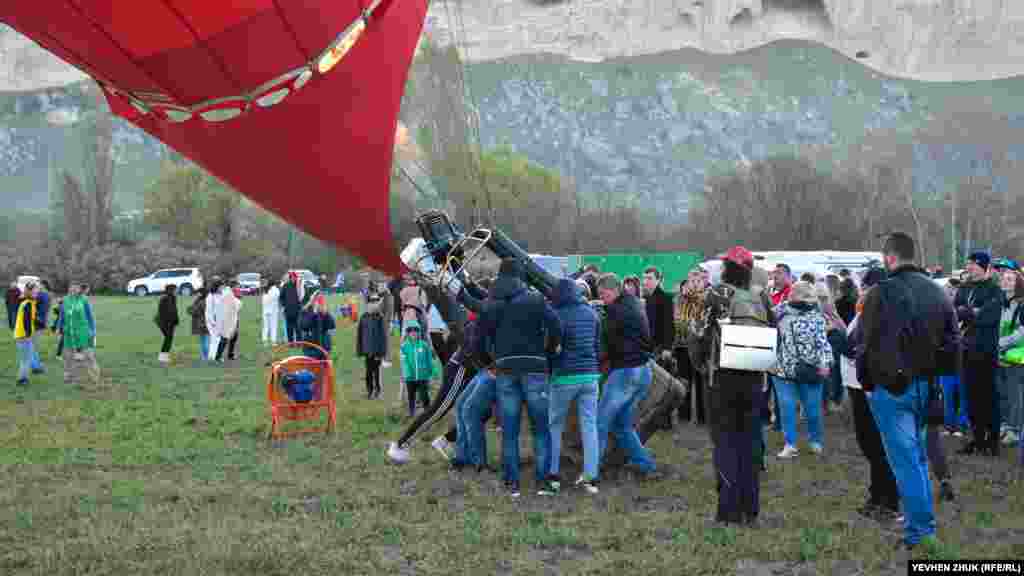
[386,442,411,464]
[809,442,824,455]
[431,436,453,461]
[777,445,799,459]
[382,361,393,368]
[1002,429,1019,446]
[575,476,600,494]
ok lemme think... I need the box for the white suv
[127,268,204,296]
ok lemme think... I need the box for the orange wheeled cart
[266,341,336,439]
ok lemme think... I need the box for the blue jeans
[869,379,935,546]
[456,371,496,467]
[497,373,551,485]
[30,333,43,371]
[940,374,970,430]
[598,363,656,472]
[199,334,210,360]
[548,376,600,481]
[776,377,823,447]
[16,339,34,381]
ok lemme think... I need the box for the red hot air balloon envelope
[1,0,428,275]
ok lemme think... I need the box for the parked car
[236,273,262,295]
[288,269,320,292]
[127,267,204,296]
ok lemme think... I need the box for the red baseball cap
[721,246,754,270]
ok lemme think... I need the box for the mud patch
[374,545,415,576]
[430,477,468,499]
[736,559,865,576]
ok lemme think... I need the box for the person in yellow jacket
[13,283,41,386]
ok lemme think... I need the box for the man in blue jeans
[544,278,603,495]
[454,368,497,469]
[861,232,958,552]
[595,273,659,477]
[476,258,562,498]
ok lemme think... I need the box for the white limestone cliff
[423,0,1024,81]
[3,0,1024,91]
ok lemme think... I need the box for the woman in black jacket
[156,284,180,364]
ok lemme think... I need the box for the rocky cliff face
[3,13,1024,218]
[3,38,1023,217]
[464,40,1024,218]
[4,1,1024,93]
[425,0,1024,81]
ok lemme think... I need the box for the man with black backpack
[861,233,958,552]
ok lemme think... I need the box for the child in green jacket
[401,321,438,417]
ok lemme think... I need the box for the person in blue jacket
[301,295,336,360]
[545,278,602,495]
[475,258,562,498]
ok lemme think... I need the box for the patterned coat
[776,302,833,381]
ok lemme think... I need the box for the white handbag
[718,320,778,372]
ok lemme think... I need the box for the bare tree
[61,171,89,246]
[90,82,114,246]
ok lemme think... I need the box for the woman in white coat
[215,284,242,361]
[205,279,224,362]
[262,280,281,346]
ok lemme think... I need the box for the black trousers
[365,356,382,396]
[965,351,998,452]
[215,333,238,360]
[430,332,451,366]
[285,314,299,343]
[710,369,761,523]
[849,388,899,512]
[926,425,950,481]
[406,380,431,417]
[160,325,175,353]
[56,333,64,357]
[396,356,477,448]
[675,346,704,424]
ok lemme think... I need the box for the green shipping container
[574,252,704,293]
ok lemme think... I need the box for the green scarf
[63,295,92,350]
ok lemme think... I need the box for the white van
[703,251,882,286]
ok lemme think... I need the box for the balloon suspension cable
[397,163,432,200]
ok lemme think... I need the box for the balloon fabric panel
[2,0,428,274]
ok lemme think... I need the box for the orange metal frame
[265,341,337,439]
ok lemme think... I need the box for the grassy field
[0,295,1021,575]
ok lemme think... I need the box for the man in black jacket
[596,273,659,477]
[954,251,1005,456]
[643,266,677,429]
[279,273,302,342]
[476,258,562,498]
[643,266,675,357]
[861,232,958,552]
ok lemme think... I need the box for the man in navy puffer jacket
[545,278,603,495]
[477,258,562,498]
